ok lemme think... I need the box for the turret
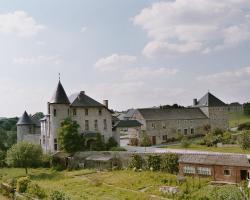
[17,111,35,142]
[48,80,70,152]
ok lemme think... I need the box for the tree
[0,150,6,167]
[243,103,250,116]
[239,131,250,150]
[58,118,84,153]
[106,137,118,150]
[181,137,190,148]
[0,128,8,151]
[6,142,43,174]
[161,153,179,174]
[91,133,105,151]
[140,131,151,151]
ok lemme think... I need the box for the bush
[0,150,6,167]
[106,137,118,150]
[16,176,30,193]
[50,190,70,200]
[238,122,250,131]
[161,154,179,174]
[222,131,232,144]
[27,182,46,199]
[109,147,127,151]
[129,154,145,170]
[147,155,161,171]
[41,154,51,168]
[239,131,250,150]
[181,137,190,148]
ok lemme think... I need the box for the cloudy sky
[1,0,250,117]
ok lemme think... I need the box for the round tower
[17,111,35,142]
[49,80,70,152]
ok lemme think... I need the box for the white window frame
[197,167,211,176]
[183,166,195,174]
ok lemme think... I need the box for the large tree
[6,142,43,174]
[58,118,84,153]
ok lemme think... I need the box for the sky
[0,0,250,117]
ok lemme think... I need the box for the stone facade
[41,81,115,153]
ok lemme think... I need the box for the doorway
[240,170,248,180]
[152,136,156,145]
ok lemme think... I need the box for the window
[103,119,107,130]
[224,169,231,176]
[94,120,98,130]
[183,166,195,174]
[184,129,188,135]
[152,123,156,129]
[53,109,57,117]
[54,138,58,151]
[191,128,194,134]
[99,109,102,116]
[162,135,167,141]
[73,109,77,116]
[85,109,88,116]
[85,120,89,131]
[43,135,45,145]
[197,167,211,176]
[177,129,181,134]
[162,123,166,129]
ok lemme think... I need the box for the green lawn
[0,168,245,200]
[229,112,250,128]
[165,144,250,154]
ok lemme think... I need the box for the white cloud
[13,55,62,65]
[123,67,178,80]
[133,0,250,56]
[80,26,88,33]
[94,54,137,71]
[0,11,45,37]
[35,41,46,46]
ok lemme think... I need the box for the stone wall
[208,107,229,130]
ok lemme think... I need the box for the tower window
[103,119,107,130]
[94,120,98,130]
[53,109,57,117]
[54,138,58,151]
[85,120,89,131]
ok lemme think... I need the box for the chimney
[193,98,198,106]
[103,100,108,108]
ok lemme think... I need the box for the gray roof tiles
[50,81,70,104]
[137,108,208,120]
[17,111,35,125]
[179,154,250,167]
[70,91,105,108]
[115,120,142,128]
[196,92,226,107]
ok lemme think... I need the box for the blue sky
[0,0,250,117]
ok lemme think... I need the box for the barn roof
[137,108,208,120]
[179,154,250,167]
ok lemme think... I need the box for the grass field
[229,111,250,128]
[165,144,250,154]
[0,168,244,200]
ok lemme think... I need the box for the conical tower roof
[50,81,70,104]
[197,92,226,107]
[17,111,35,125]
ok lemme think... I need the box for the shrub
[41,154,51,168]
[147,155,161,171]
[0,150,6,167]
[238,122,250,131]
[106,137,118,150]
[239,131,250,150]
[50,190,70,200]
[16,176,30,193]
[222,131,232,144]
[129,154,145,170]
[27,182,46,199]
[181,137,190,148]
[161,154,179,174]
[109,147,127,151]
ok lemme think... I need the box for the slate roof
[196,92,226,107]
[50,81,70,104]
[137,108,208,120]
[70,91,105,108]
[115,120,142,128]
[229,102,242,106]
[179,154,250,167]
[124,109,136,119]
[17,111,35,125]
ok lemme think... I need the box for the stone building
[228,102,243,113]
[179,154,250,183]
[131,92,228,145]
[17,111,41,144]
[40,80,115,153]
